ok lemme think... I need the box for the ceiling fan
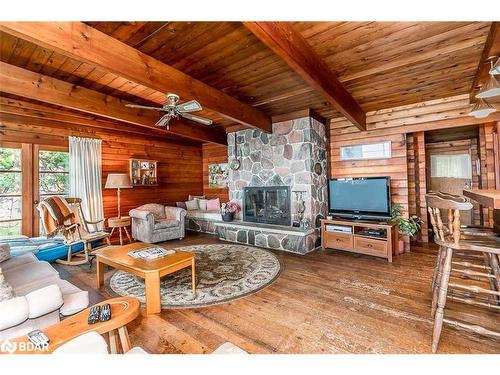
[125,93,213,129]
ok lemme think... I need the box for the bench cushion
[186,209,222,221]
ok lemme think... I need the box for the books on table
[128,247,175,260]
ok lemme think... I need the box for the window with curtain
[430,154,472,179]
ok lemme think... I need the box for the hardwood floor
[54,232,500,354]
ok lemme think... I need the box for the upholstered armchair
[129,204,186,243]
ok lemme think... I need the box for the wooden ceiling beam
[470,22,500,102]
[0,22,272,133]
[243,22,366,130]
[0,96,182,141]
[0,62,227,145]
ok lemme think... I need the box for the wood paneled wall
[0,112,204,224]
[479,122,498,227]
[329,131,409,250]
[328,95,500,251]
[202,143,229,202]
[412,132,428,242]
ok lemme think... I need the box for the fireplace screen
[243,186,291,226]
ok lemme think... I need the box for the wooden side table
[108,216,132,245]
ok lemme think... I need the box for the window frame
[0,142,23,236]
[339,141,392,161]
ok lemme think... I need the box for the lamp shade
[476,74,500,99]
[490,58,500,75]
[105,173,133,189]
[469,99,497,118]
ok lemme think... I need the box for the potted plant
[390,203,423,254]
[221,202,241,222]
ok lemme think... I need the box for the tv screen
[328,177,391,219]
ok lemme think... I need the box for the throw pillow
[0,268,14,302]
[176,201,187,209]
[188,195,205,201]
[0,245,10,263]
[196,198,208,211]
[185,199,199,211]
[206,198,221,211]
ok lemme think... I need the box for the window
[38,150,70,234]
[430,154,472,179]
[0,147,22,236]
[340,141,392,161]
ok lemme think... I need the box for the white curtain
[430,154,472,179]
[69,137,104,230]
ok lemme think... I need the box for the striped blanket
[37,196,76,238]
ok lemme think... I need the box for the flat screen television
[328,177,391,221]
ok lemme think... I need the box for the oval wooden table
[5,297,140,354]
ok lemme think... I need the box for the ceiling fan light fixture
[469,98,497,118]
[476,74,500,99]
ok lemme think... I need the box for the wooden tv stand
[320,218,398,262]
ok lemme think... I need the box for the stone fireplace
[216,115,328,254]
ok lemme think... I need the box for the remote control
[99,303,111,322]
[27,329,49,348]
[88,305,101,324]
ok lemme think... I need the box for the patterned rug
[107,243,282,309]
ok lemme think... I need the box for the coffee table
[95,242,196,315]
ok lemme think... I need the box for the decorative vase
[222,212,234,222]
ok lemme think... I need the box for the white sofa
[53,331,247,354]
[0,252,89,341]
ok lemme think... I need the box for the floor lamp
[105,173,132,218]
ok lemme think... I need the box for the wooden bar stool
[426,192,500,353]
[428,192,500,304]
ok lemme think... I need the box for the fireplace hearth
[243,186,291,226]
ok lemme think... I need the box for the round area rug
[107,243,282,309]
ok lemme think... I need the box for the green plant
[390,203,423,237]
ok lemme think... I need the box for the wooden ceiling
[0,21,493,143]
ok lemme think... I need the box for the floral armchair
[129,204,186,243]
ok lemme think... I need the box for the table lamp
[105,173,132,218]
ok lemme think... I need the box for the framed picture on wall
[208,163,229,188]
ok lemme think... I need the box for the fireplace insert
[243,186,291,226]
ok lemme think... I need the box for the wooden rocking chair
[38,197,111,266]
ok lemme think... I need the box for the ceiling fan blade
[181,112,213,126]
[176,100,202,113]
[125,103,164,111]
[155,115,171,128]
